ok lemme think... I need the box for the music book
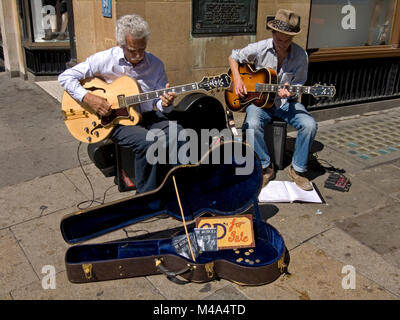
[258,181,323,203]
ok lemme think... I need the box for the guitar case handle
[155,258,192,285]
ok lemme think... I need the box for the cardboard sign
[195,215,255,250]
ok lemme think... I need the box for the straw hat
[267,9,301,36]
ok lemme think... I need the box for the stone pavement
[0,74,400,301]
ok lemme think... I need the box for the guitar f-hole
[86,86,106,93]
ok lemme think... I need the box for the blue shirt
[231,38,308,108]
[58,46,173,113]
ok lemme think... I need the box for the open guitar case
[61,97,290,286]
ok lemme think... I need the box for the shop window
[30,0,69,42]
[308,0,397,49]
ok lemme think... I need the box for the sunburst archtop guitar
[224,64,336,112]
[62,74,232,143]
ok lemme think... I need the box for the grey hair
[115,14,150,45]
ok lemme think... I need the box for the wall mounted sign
[102,0,112,18]
[192,0,257,36]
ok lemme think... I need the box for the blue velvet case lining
[65,220,285,267]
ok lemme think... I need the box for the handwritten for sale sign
[195,215,255,250]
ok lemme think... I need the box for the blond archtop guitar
[224,64,336,112]
[61,74,232,143]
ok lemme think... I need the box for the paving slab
[10,206,129,278]
[352,163,400,200]
[35,80,63,103]
[62,163,127,202]
[1,293,12,300]
[335,203,400,269]
[0,172,87,229]
[0,73,88,188]
[202,284,249,300]
[0,229,39,297]
[146,275,231,300]
[309,228,400,298]
[316,109,400,168]
[382,249,400,273]
[10,271,165,300]
[236,242,397,300]
[0,123,25,152]
[0,147,34,187]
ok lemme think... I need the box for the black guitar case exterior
[61,140,290,286]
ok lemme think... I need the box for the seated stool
[264,119,287,170]
[241,114,287,170]
[87,139,137,192]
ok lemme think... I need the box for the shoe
[262,164,275,187]
[288,166,313,191]
[56,32,67,40]
[42,31,57,40]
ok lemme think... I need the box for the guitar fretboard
[126,83,199,105]
[256,83,310,95]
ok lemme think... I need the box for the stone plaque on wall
[192,0,257,36]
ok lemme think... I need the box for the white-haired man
[59,14,183,193]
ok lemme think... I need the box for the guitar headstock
[198,73,232,91]
[310,83,336,98]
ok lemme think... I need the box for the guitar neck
[126,83,199,105]
[256,83,310,95]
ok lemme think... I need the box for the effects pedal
[324,172,351,192]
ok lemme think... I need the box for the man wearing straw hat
[228,9,317,191]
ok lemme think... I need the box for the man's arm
[58,55,112,116]
[229,42,260,98]
[229,55,247,98]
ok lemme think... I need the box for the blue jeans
[243,102,317,173]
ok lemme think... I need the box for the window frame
[20,0,70,49]
[307,0,400,62]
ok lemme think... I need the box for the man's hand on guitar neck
[278,82,296,99]
[83,92,112,116]
[160,83,177,108]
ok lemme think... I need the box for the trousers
[243,101,317,173]
[111,110,185,193]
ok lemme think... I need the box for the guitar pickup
[255,83,264,91]
[118,94,127,108]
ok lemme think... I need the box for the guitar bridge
[90,123,103,135]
